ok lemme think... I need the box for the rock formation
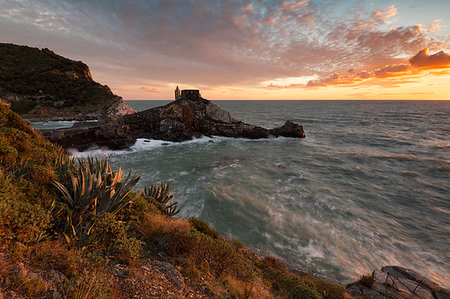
[0,43,135,121]
[347,266,450,299]
[41,94,305,151]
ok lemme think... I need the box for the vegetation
[0,43,119,115]
[346,274,374,289]
[143,183,180,216]
[0,101,349,298]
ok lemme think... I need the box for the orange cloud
[370,4,398,23]
[267,48,450,89]
[242,4,253,13]
[140,86,160,93]
[409,48,450,69]
[373,64,410,77]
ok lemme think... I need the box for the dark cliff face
[0,43,135,120]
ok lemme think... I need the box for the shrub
[0,198,52,243]
[346,274,374,289]
[189,217,219,239]
[288,284,321,299]
[258,262,321,299]
[94,213,142,262]
[189,230,255,280]
[138,214,192,256]
[22,277,47,296]
[61,270,115,299]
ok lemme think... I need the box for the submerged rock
[41,95,305,151]
[347,265,450,299]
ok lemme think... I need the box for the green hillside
[0,43,121,119]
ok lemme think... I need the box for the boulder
[347,266,450,299]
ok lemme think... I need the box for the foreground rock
[42,94,305,151]
[0,43,135,121]
[347,266,450,299]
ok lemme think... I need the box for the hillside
[0,43,134,121]
[0,101,349,298]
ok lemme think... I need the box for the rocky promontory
[42,93,305,151]
[0,43,135,121]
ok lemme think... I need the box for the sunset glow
[1,0,449,100]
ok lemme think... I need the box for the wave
[69,135,306,158]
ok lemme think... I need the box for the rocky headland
[0,43,135,121]
[41,93,305,151]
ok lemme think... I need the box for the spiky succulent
[52,157,143,242]
[144,183,180,216]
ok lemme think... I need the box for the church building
[175,86,201,100]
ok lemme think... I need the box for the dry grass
[221,275,271,299]
[138,214,192,256]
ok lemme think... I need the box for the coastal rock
[346,265,450,299]
[269,120,305,138]
[42,95,305,151]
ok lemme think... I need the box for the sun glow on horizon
[4,0,449,101]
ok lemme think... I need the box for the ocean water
[33,100,450,287]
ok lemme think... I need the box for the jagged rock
[269,120,305,138]
[346,266,450,299]
[42,96,305,151]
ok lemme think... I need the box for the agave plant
[144,183,180,216]
[53,152,77,179]
[52,157,143,242]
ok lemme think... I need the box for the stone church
[175,86,201,100]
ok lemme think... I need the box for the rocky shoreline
[41,94,305,151]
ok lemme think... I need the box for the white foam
[68,135,304,158]
[131,136,216,151]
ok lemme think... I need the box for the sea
[32,100,450,287]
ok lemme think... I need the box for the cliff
[0,43,135,121]
[42,94,305,151]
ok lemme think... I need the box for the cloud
[370,4,397,23]
[241,4,253,13]
[409,48,450,68]
[1,0,449,99]
[425,20,444,33]
[373,64,410,77]
[268,48,450,89]
[140,86,160,93]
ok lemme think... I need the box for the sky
[1,0,449,100]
